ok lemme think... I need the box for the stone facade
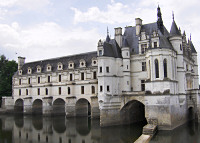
[2,6,200,130]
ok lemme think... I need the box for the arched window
[149,60,151,79]
[155,59,159,78]
[163,59,167,78]
[92,86,95,94]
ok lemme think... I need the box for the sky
[0,0,200,65]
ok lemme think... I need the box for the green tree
[0,55,18,97]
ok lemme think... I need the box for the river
[0,115,199,143]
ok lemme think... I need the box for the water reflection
[0,115,145,143]
[150,120,200,143]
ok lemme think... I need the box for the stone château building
[2,6,200,130]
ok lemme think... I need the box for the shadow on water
[150,120,200,143]
[4,115,200,143]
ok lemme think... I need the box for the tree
[0,55,18,97]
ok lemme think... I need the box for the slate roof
[170,20,181,36]
[190,41,197,53]
[102,39,122,58]
[20,51,97,75]
[123,22,173,54]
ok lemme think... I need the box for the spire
[157,5,164,34]
[170,12,181,36]
[106,27,110,42]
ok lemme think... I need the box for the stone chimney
[135,18,142,36]
[114,27,122,47]
[18,56,25,70]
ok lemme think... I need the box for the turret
[18,56,25,70]
[157,5,164,34]
[122,37,131,92]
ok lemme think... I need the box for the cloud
[0,22,101,62]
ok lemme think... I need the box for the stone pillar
[2,97,14,113]
[24,97,32,114]
[100,108,121,127]
[66,97,76,117]
[42,97,53,116]
[91,96,100,118]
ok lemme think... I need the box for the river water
[0,115,199,143]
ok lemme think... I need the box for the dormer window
[79,59,86,68]
[57,62,63,70]
[68,61,74,69]
[37,66,41,73]
[47,64,51,72]
[27,67,32,74]
[154,42,157,48]
[92,58,97,66]
[99,50,103,56]
[19,70,22,75]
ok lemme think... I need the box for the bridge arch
[76,98,91,117]
[53,116,66,133]
[14,98,24,114]
[32,99,43,115]
[52,98,65,115]
[120,100,147,124]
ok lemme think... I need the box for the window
[38,77,40,84]
[81,73,84,80]
[127,52,128,56]
[19,89,21,96]
[163,59,167,78]
[107,86,110,92]
[100,67,102,73]
[155,59,159,78]
[68,87,70,95]
[141,80,145,91]
[100,86,103,92]
[127,81,129,85]
[81,86,84,94]
[93,71,97,79]
[26,89,28,95]
[154,42,157,48]
[46,136,48,143]
[59,87,61,95]
[38,88,40,95]
[93,60,96,64]
[59,75,61,82]
[70,74,73,81]
[180,44,182,50]
[106,67,109,73]
[127,65,128,69]
[19,131,21,138]
[99,50,102,56]
[142,62,146,71]
[92,86,95,94]
[45,88,48,95]
[141,44,147,54]
[48,76,51,83]
[186,64,188,71]
[28,78,31,84]
[19,79,21,85]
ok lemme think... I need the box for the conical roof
[170,20,181,36]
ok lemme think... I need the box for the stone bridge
[2,90,200,130]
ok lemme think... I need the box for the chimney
[18,56,25,70]
[135,18,142,36]
[114,27,122,47]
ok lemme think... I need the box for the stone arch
[120,100,147,124]
[32,99,43,115]
[14,98,24,114]
[76,98,91,117]
[52,98,66,116]
[14,116,24,128]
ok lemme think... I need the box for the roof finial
[172,11,174,21]
[106,26,110,42]
[107,26,109,36]
[190,33,191,41]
